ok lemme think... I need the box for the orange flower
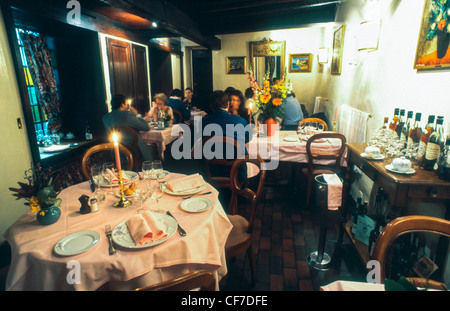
[260,93,271,104]
[438,19,446,30]
[272,98,282,106]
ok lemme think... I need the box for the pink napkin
[125,212,167,245]
[166,173,206,193]
[106,169,130,185]
[322,174,342,211]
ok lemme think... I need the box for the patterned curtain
[19,31,61,132]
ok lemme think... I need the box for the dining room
[0,0,449,299]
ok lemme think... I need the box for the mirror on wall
[249,38,286,84]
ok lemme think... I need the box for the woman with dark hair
[228,89,249,123]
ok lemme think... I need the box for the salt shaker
[90,198,99,213]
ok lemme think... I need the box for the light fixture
[152,21,158,28]
[358,20,381,51]
[318,48,329,63]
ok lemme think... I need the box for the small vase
[36,205,61,226]
[436,30,450,59]
[264,118,278,137]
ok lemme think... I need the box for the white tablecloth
[140,124,184,160]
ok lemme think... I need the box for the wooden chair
[225,156,266,286]
[81,143,134,180]
[113,126,141,171]
[372,216,450,290]
[304,133,346,207]
[134,270,216,291]
[298,117,329,132]
[172,109,184,124]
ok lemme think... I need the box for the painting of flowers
[414,0,450,69]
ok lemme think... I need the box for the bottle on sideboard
[423,116,444,170]
[401,111,413,147]
[85,120,93,140]
[408,112,422,148]
[389,108,400,132]
[351,196,362,235]
[434,133,450,181]
[417,115,435,165]
[394,109,406,138]
[368,194,383,256]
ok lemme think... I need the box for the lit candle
[334,107,338,123]
[112,132,122,172]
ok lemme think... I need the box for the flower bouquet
[9,163,61,225]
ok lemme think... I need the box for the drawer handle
[429,189,439,198]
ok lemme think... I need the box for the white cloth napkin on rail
[322,174,342,211]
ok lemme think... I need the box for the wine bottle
[351,196,362,235]
[394,109,406,138]
[417,115,435,165]
[389,108,400,132]
[423,117,444,170]
[408,112,422,148]
[401,111,413,147]
[434,133,450,181]
[85,120,93,140]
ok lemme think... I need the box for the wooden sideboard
[343,143,450,276]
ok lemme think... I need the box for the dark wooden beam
[100,0,221,50]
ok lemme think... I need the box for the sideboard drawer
[408,185,450,200]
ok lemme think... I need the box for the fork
[182,191,212,200]
[105,224,116,255]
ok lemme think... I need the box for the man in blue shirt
[168,89,191,124]
[280,93,304,131]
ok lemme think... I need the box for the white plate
[54,230,100,256]
[161,182,208,196]
[283,136,299,142]
[361,153,385,161]
[180,197,212,213]
[42,144,71,153]
[98,171,139,187]
[385,164,415,175]
[112,213,177,249]
[149,170,170,180]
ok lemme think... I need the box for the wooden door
[149,47,172,97]
[106,38,134,99]
[131,44,150,114]
[192,49,213,113]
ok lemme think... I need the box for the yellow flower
[260,93,271,104]
[29,196,40,213]
[272,98,282,106]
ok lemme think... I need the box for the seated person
[201,90,252,181]
[102,94,155,161]
[280,92,304,131]
[228,89,250,124]
[168,89,191,124]
[183,87,197,110]
[146,93,174,126]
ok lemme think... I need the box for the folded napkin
[125,212,167,245]
[166,173,206,193]
[105,168,130,185]
[322,174,342,211]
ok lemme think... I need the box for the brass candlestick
[113,170,131,208]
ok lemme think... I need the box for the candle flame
[112,132,119,144]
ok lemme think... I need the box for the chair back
[228,156,266,232]
[172,109,184,124]
[372,216,450,288]
[306,133,346,172]
[81,143,134,180]
[299,118,329,131]
[134,270,215,291]
[112,126,141,171]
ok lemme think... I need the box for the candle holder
[113,170,131,208]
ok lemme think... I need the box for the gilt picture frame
[288,53,312,73]
[226,56,247,74]
[331,25,346,75]
[414,0,450,69]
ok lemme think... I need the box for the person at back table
[280,92,304,131]
[167,89,191,124]
[146,93,174,125]
[102,94,155,161]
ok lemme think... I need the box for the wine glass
[317,123,324,134]
[311,121,318,134]
[102,162,115,195]
[142,161,152,187]
[90,165,105,201]
[152,160,163,179]
[151,183,164,206]
[133,184,150,213]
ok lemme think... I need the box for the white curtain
[313,96,328,114]
[336,104,371,143]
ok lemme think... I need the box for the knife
[166,211,186,236]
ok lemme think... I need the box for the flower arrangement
[426,0,450,41]
[9,163,61,213]
[247,68,293,122]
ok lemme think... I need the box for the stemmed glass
[151,183,164,206]
[134,183,152,213]
[317,123,324,134]
[102,162,115,195]
[90,165,105,201]
[152,160,163,179]
[142,161,153,187]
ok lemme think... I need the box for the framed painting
[226,56,247,74]
[288,53,312,72]
[414,0,450,69]
[331,25,346,75]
